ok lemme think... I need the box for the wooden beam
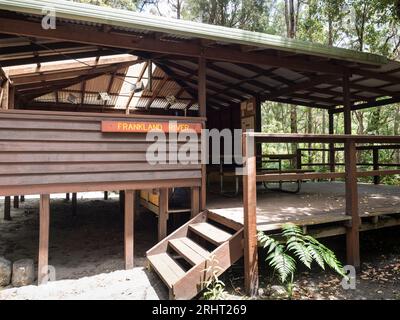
[343,74,352,134]
[124,189,135,269]
[332,96,400,113]
[344,141,360,268]
[158,188,168,241]
[145,76,169,110]
[125,61,148,113]
[242,133,259,296]
[38,194,50,285]
[0,18,347,74]
[3,196,11,221]
[267,74,342,100]
[104,191,109,200]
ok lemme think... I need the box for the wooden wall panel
[0,110,204,195]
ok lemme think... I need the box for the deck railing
[296,144,400,184]
[242,132,400,296]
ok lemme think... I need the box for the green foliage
[202,255,227,300]
[258,223,345,289]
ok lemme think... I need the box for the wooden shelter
[1,0,400,299]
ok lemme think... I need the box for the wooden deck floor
[207,182,400,236]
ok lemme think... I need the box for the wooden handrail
[242,132,400,296]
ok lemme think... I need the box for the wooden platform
[207,182,400,237]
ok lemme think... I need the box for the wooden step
[148,253,186,288]
[169,237,210,265]
[189,222,232,245]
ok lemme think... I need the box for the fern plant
[258,223,345,295]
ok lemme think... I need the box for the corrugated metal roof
[0,0,388,66]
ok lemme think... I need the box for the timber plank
[169,238,210,265]
[189,222,232,245]
[148,253,185,288]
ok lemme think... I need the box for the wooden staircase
[146,210,244,300]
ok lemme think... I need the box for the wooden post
[124,190,135,269]
[104,191,108,200]
[119,190,125,215]
[65,193,70,201]
[296,149,302,170]
[38,194,50,285]
[20,195,25,202]
[191,186,200,218]
[343,74,352,135]
[242,133,259,296]
[158,188,168,240]
[8,85,15,109]
[3,196,11,221]
[344,140,360,268]
[373,148,380,185]
[1,80,9,109]
[13,195,19,209]
[72,193,77,216]
[198,58,207,210]
[328,110,336,177]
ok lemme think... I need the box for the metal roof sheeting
[0,0,388,66]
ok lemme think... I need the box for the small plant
[202,255,226,300]
[258,223,345,297]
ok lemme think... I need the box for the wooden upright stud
[72,193,77,216]
[158,188,168,241]
[119,190,125,215]
[344,140,360,268]
[343,74,352,135]
[20,195,25,202]
[3,196,11,221]
[191,186,200,218]
[242,133,259,296]
[13,195,19,209]
[328,110,336,177]
[198,57,207,210]
[65,193,70,201]
[38,194,50,285]
[104,191,109,200]
[124,190,135,269]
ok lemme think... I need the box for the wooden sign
[101,120,202,133]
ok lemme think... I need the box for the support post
[13,195,19,209]
[20,195,25,202]
[328,110,336,177]
[38,194,50,285]
[373,148,380,185]
[119,190,125,215]
[72,193,77,216]
[124,190,135,269]
[3,196,11,221]
[65,193,70,201]
[343,74,352,135]
[191,186,200,218]
[198,57,207,210]
[158,188,168,241]
[344,140,360,268]
[242,133,259,296]
[104,191,108,200]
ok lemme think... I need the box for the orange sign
[101,120,202,133]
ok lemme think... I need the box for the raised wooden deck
[207,182,400,237]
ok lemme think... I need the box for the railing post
[242,132,259,296]
[328,110,336,180]
[373,147,380,185]
[344,140,360,268]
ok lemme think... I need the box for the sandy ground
[0,268,167,300]
[0,192,174,299]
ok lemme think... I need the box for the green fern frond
[267,245,296,283]
[287,238,312,269]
